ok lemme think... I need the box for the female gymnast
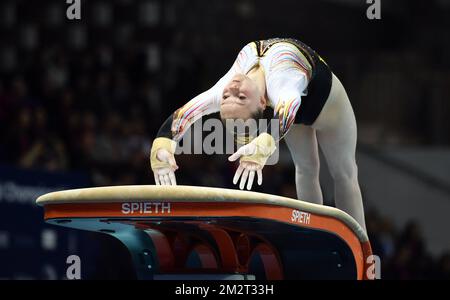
[150,38,366,232]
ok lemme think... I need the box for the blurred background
[0,0,449,279]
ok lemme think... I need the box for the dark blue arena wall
[0,165,93,279]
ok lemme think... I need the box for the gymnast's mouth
[221,99,245,106]
[221,102,245,110]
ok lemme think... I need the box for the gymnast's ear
[259,95,267,110]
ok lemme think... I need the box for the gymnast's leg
[284,124,323,205]
[312,73,367,232]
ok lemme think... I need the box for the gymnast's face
[220,73,265,121]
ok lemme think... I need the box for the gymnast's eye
[223,94,229,99]
[239,95,246,100]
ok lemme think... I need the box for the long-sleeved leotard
[157,38,331,143]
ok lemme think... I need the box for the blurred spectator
[436,253,450,280]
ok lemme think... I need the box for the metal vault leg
[109,229,159,280]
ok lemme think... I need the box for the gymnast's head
[220,73,267,122]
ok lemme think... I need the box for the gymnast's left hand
[228,133,276,190]
[230,157,264,191]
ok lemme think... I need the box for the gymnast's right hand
[150,137,178,186]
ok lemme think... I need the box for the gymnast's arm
[235,54,311,164]
[230,70,308,189]
[265,67,308,142]
[150,43,256,184]
[264,42,312,142]
[150,79,226,184]
[230,44,311,190]
[236,42,312,165]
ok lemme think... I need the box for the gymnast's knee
[295,163,320,180]
[329,160,359,183]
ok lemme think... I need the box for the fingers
[228,147,244,162]
[160,174,169,185]
[168,171,177,185]
[233,165,244,184]
[154,168,177,186]
[229,144,257,162]
[158,174,164,185]
[233,162,262,190]
[154,173,160,185]
[247,169,255,190]
[161,173,174,185]
[239,168,250,190]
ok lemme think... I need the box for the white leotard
[169,41,312,141]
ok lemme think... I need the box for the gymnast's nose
[229,80,242,92]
